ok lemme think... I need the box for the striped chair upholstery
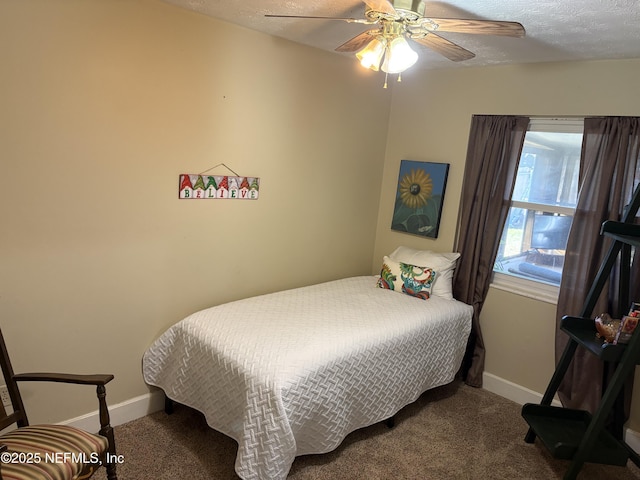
[0,424,108,480]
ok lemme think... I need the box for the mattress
[142,276,472,480]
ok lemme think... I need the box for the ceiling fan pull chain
[383,72,389,88]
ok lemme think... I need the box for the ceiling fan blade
[264,14,369,24]
[335,30,378,52]
[425,18,525,37]
[362,0,398,16]
[412,33,475,62]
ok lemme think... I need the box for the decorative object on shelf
[178,163,259,200]
[391,160,449,238]
[614,302,640,344]
[594,313,620,344]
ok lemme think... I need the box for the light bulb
[356,37,386,71]
[381,36,418,74]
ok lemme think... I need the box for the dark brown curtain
[556,116,640,415]
[453,115,530,387]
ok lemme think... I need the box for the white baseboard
[482,371,562,407]
[625,428,640,456]
[60,390,165,433]
[483,371,640,455]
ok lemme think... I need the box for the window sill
[490,273,559,305]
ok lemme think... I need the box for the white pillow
[389,246,460,301]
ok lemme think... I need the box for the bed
[142,248,473,480]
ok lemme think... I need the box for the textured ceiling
[160,0,640,70]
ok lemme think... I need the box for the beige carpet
[93,381,640,479]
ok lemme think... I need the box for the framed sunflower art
[391,160,450,238]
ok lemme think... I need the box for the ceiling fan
[266,0,525,84]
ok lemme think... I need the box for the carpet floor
[93,381,640,479]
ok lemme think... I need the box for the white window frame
[490,117,584,304]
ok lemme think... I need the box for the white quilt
[142,276,472,480]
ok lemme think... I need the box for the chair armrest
[13,372,114,386]
[13,371,117,465]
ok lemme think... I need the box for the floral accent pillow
[389,246,460,301]
[377,256,437,300]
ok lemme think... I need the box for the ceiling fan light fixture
[356,37,386,71]
[381,35,418,74]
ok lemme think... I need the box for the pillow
[377,256,437,300]
[388,246,460,301]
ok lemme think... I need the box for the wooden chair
[0,328,117,480]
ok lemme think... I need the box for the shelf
[601,221,640,247]
[522,404,629,466]
[523,189,640,479]
[560,316,631,363]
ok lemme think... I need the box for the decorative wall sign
[391,160,449,238]
[178,174,260,200]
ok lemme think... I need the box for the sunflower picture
[391,160,449,238]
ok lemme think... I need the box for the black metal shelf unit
[521,182,640,480]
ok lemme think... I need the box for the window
[492,118,584,303]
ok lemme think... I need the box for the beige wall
[375,59,640,429]
[3,0,640,435]
[0,0,391,424]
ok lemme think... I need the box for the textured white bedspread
[142,276,472,480]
